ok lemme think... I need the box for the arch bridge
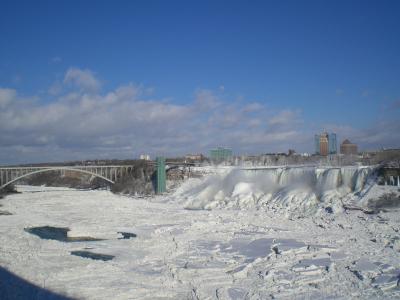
[0,165,133,190]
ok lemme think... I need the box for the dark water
[0,210,12,215]
[24,226,103,242]
[118,232,137,239]
[70,250,114,261]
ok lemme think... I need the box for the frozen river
[0,179,399,299]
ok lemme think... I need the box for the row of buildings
[201,135,358,161]
[315,132,358,156]
[139,148,233,163]
[139,135,358,163]
[185,148,233,162]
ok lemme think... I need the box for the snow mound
[174,166,376,215]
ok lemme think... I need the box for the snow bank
[175,166,376,214]
[2,183,399,299]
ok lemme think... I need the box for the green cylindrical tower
[156,157,166,194]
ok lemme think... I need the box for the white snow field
[0,166,400,299]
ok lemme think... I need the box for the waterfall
[316,168,340,194]
[178,166,374,212]
[340,167,358,190]
[353,168,370,192]
[278,167,316,187]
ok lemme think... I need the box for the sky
[0,0,399,164]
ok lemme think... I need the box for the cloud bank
[0,68,398,164]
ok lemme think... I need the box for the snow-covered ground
[0,166,399,299]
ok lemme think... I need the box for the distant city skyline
[0,1,399,164]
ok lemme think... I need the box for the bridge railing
[0,161,193,191]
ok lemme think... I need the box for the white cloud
[194,89,220,111]
[64,68,101,92]
[242,102,264,113]
[324,122,400,150]
[48,81,63,95]
[268,109,302,127]
[0,88,16,108]
[0,87,305,162]
[0,68,398,164]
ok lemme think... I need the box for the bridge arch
[0,167,115,190]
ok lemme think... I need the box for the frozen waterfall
[176,166,375,214]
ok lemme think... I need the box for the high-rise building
[340,139,358,155]
[315,132,337,156]
[320,134,329,156]
[209,147,232,161]
[328,133,337,154]
[314,134,320,155]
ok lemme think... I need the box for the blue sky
[0,0,399,163]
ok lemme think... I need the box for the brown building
[315,132,337,156]
[319,134,329,156]
[340,139,358,155]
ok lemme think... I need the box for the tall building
[314,134,320,155]
[328,133,337,154]
[320,134,329,156]
[209,147,232,161]
[315,132,337,156]
[340,139,358,155]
